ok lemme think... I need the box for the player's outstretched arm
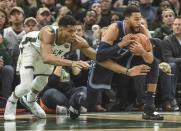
[70,25,150,76]
[39,27,89,69]
[78,41,150,76]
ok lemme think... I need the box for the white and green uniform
[17,26,71,75]
[15,25,72,97]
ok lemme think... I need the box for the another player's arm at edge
[39,27,74,67]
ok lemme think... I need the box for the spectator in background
[113,0,125,9]
[0,0,7,11]
[24,17,38,33]
[39,65,87,119]
[3,7,25,70]
[53,6,71,26]
[153,0,175,29]
[140,14,179,111]
[0,0,17,16]
[41,0,57,21]
[36,7,52,29]
[169,0,181,15]
[0,9,8,35]
[112,0,127,20]
[64,0,86,22]
[139,0,158,30]
[70,22,93,87]
[161,16,181,110]
[83,10,98,47]
[5,0,17,16]
[0,34,14,98]
[111,13,120,23]
[0,8,14,98]
[17,0,40,18]
[98,0,112,27]
[91,2,102,24]
[152,8,175,40]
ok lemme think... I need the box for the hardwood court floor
[1,112,181,130]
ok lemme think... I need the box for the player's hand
[129,41,146,56]
[128,64,150,76]
[71,60,90,69]
[69,34,89,49]
[118,34,135,48]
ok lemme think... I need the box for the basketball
[130,33,152,52]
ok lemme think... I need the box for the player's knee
[20,82,32,94]
[33,77,48,92]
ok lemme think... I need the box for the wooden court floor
[0,112,181,131]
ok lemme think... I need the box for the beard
[130,26,141,34]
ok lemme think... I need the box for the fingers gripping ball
[131,33,152,52]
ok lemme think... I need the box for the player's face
[59,25,76,40]
[129,12,142,33]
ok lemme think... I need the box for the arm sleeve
[96,41,121,62]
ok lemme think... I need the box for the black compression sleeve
[96,41,121,62]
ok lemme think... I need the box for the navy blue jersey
[88,21,126,89]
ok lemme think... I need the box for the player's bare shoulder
[39,26,55,45]
[101,23,119,43]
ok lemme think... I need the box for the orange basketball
[130,33,151,52]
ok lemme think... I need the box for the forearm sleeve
[96,41,121,62]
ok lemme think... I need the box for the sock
[145,91,155,106]
[144,91,156,114]
[27,89,39,102]
[8,92,18,103]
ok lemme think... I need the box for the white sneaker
[80,106,87,113]
[4,99,17,121]
[20,96,46,119]
[56,105,68,115]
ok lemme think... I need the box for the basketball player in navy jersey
[87,6,164,120]
[4,15,150,120]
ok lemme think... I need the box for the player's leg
[143,60,164,120]
[69,86,87,119]
[20,75,49,118]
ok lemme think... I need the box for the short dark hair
[123,6,140,17]
[58,15,77,27]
